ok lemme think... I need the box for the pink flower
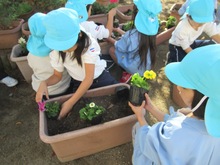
[110,0,118,3]
[38,101,46,111]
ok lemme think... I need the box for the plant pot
[0,19,24,49]
[88,14,108,26]
[129,85,148,106]
[116,4,134,23]
[39,83,137,162]
[90,113,104,125]
[156,26,175,45]
[21,22,30,38]
[10,44,33,83]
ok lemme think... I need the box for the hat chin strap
[191,96,208,112]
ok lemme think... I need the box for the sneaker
[0,76,18,87]
[119,71,132,83]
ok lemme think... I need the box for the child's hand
[58,99,73,120]
[36,81,49,102]
[108,8,117,17]
[128,101,146,118]
[144,93,156,112]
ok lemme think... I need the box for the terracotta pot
[39,83,137,162]
[21,22,30,38]
[116,4,134,23]
[156,26,175,45]
[129,85,148,106]
[0,19,24,49]
[10,44,33,83]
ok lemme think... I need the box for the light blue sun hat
[27,13,51,56]
[43,8,80,51]
[165,44,220,137]
[65,0,95,22]
[182,0,214,23]
[133,0,162,35]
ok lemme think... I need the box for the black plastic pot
[90,114,103,125]
[129,85,148,106]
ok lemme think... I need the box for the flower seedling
[130,70,157,90]
[79,102,105,121]
[45,101,60,119]
[18,37,28,56]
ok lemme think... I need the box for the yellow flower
[89,102,95,108]
[143,70,156,80]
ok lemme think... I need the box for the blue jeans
[72,70,118,92]
[168,40,215,63]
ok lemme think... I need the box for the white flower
[18,37,26,44]
[89,102,95,108]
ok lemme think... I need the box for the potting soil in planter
[47,94,133,136]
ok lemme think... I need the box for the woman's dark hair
[192,90,208,120]
[59,31,91,66]
[131,5,157,69]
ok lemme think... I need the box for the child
[129,44,220,164]
[109,0,162,83]
[27,13,72,98]
[65,0,116,41]
[35,8,118,120]
[168,0,220,63]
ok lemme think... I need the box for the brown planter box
[99,41,113,54]
[10,44,33,83]
[116,4,134,23]
[39,83,137,162]
[88,14,108,26]
[0,19,24,49]
[156,26,175,45]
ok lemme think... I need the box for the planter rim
[0,19,24,35]
[39,83,136,143]
[10,44,28,62]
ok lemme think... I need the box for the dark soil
[47,94,133,136]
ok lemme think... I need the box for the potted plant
[17,1,34,21]
[10,37,33,83]
[88,2,118,25]
[39,83,137,162]
[79,102,106,125]
[0,1,24,49]
[129,70,157,106]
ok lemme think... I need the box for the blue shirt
[133,112,220,165]
[115,29,151,75]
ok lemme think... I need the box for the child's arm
[129,93,167,126]
[58,63,94,120]
[143,93,167,122]
[35,70,62,102]
[184,47,193,54]
[106,8,117,37]
[113,27,126,35]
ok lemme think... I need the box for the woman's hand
[36,81,49,102]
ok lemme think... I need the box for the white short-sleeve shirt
[169,18,220,50]
[80,21,109,40]
[50,31,106,81]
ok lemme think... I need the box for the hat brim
[205,98,220,137]
[165,62,196,89]
[135,12,159,35]
[44,34,78,51]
